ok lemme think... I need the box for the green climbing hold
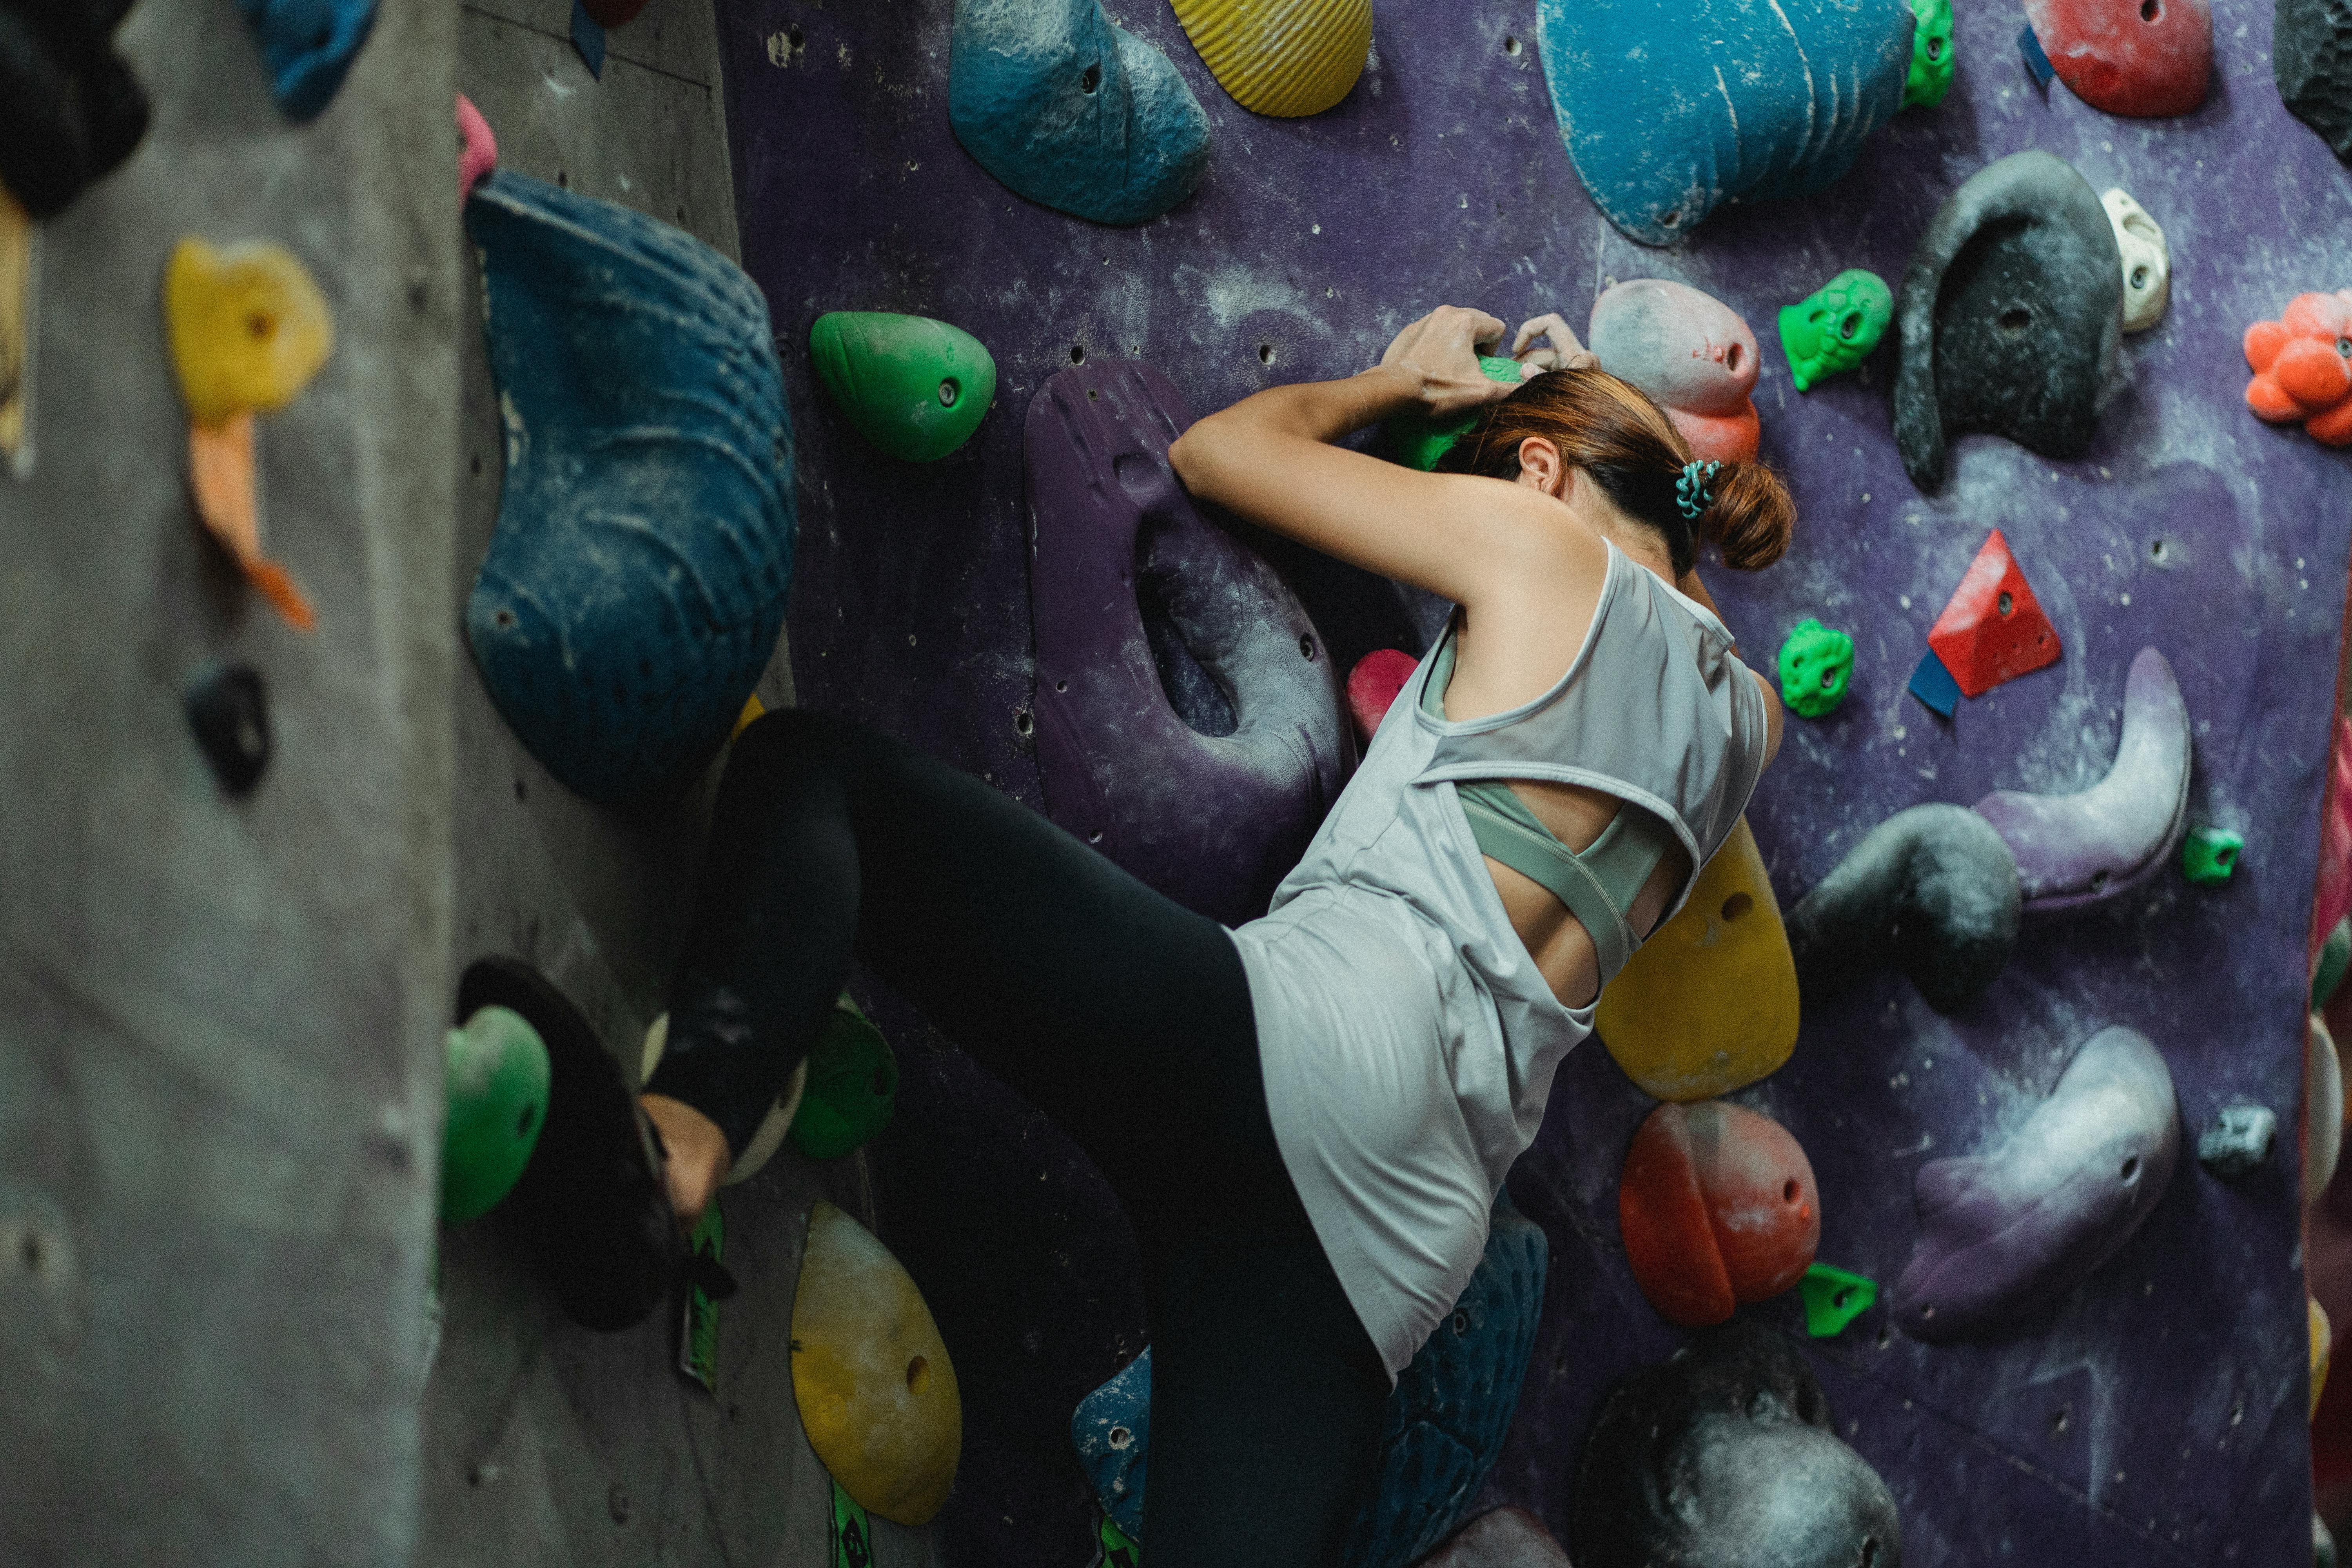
[1798,1262,1878,1338]
[830,1478,874,1568]
[1386,355,1527,472]
[2182,826,2244,886]
[679,1202,724,1394]
[1777,271,1894,393]
[810,311,998,463]
[1777,618,1856,718]
[1100,1511,1140,1568]
[1902,0,1954,109]
[2318,918,2352,1011]
[789,995,900,1160]
[440,1004,550,1223]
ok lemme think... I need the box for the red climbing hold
[2022,0,2211,116]
[2246,292,2352,448]
[1926,530,2061,699]
[1346,648,1420,744]
[1619,1100,1820,1327]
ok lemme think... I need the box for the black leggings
[644,709,1390,1566]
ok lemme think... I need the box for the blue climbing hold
[2017,22,2057,86]
[236,0,377,122]
[569,0,607,78]
[949,0,1211,226]
[465,171,795,805]
[1535,0,1915,246]
[1071,1200,1548,1568]
[1907,648,1960,719]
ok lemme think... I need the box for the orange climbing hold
[1925,530,2060,699]
[2245,292,2352,447]
[1619,1100,1820,1327]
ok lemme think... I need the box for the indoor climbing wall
[720,0,2350,1562]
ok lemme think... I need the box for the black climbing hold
[2277,0,2352,162]
[1786,803,2022,1014]
[2197,1104,2277,1180]
[184,662,272,796]
[1893,151,2122,493]
[0,0,152,220]
[1572,1321,1904,1568]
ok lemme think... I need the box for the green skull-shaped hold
[1902,0,1954,109]
[1777,618,1855,719]
[1777,270,1894,393]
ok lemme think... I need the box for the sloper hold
[810,311,997,463]
[2024,0,2210,116]
[1892,1024,2178,1341]
[1416,1508,1573,1568]
[1786,803,2022,1013]
[1573,1323,1903,1568]
[0,0,151,220]
[1594,818,1799,1102]
[440,1005,550,1223]
[465,171,795,805]
[1588,281,1761,461]
[2245,291,2352,447]
[1347,648,1420,744]
[2277,0,2352,161]
[2308,1014,2343,1205]
[1620,1100,1819,1326]
[949,0,1210,226]
[1535,0,1913,246]
[1924,530,2060,698]
[1025,361,1352,926]
[236,0,376,121]
[1071,1201,1548,1568]
[1171,0,1370,116]
[1894,152,2122,492]
[1973,648,2189,911]
[791,1202,962,1525]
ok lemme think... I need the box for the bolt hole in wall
[2151,538,2169,561]
[1080,62,1100,93]
[1721,891,1753,922]
[1299,633,1316,660]
[1070,344,1086,364]
[1258,343,1275,365]
[907,1354,930,1392]
[1503,33,1521,54]
[1013,707,1033,737]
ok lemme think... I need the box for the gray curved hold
[1786,803,2022,1014]
[1972,648,2190,913]
[1891,1024,2180,1343]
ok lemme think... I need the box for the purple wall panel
[717,0,2350,1561]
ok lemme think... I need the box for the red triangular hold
[1925,530,2061,698]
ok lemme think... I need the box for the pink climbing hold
[1346,648,1419,744]
[1588,279,1761,463]
[457,94,497,204]
[2023,0,2212,117]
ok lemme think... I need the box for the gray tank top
[1229,540,1770,1377]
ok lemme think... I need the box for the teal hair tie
[1676,459,1721,519]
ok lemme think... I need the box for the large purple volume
[1024,361,1354,926]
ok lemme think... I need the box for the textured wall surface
[0,0,459,1561]
[719,0,2352,1564]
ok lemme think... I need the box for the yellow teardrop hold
[1169,0,1372,117]
[164,237,334,425]
[1593,817,1799,1102]
[2313,1295,2332,1421]
[791,1201,961,1525]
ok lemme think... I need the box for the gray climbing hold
[2198,1104,2277,1180]
[2278,0,2352,162]
[1786,803,2022,1014]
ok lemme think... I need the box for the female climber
[468,305,1792,1567]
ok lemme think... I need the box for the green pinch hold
[2316,917,2352,1011]
[1778,271,1893,393]
[810,311,998,463]
[789,994,900,1161]
[830,1478,874,1568]
[2182,825,2244,886]
[1902,0,1954,109]
[679,1201,724,1394]
[440,1005,550,1223]
[1777,618,1856,718]
[1385,355,1527,472]
[1798,1262,1879,1338]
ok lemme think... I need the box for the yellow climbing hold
[732,692,767,742]
[1593,817,1799,1102]
[791,1201,961,1525]
[163,237,333,425]
[2314,1295,2333,1420]
[1170,0,1372,117]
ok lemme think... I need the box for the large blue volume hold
[1536,0,1915,246]
[236,0,377,122]
[1071,1201,1548,1568]
[465,171,795,806]
[949,0,1211,226]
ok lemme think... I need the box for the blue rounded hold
[237,0,377,122]
[949,0,1211,226]
[465,171,795,806]
[1536,0,1913,245]
[1071,1199,1548,1568]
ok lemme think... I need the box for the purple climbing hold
[1891,1023,2180,1342]
[1024,361,1354,926]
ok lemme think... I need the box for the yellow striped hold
[1169,0,1371,117]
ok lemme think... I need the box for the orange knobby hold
[2245,290,2352,447]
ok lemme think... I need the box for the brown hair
[1434,366,1795,573]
